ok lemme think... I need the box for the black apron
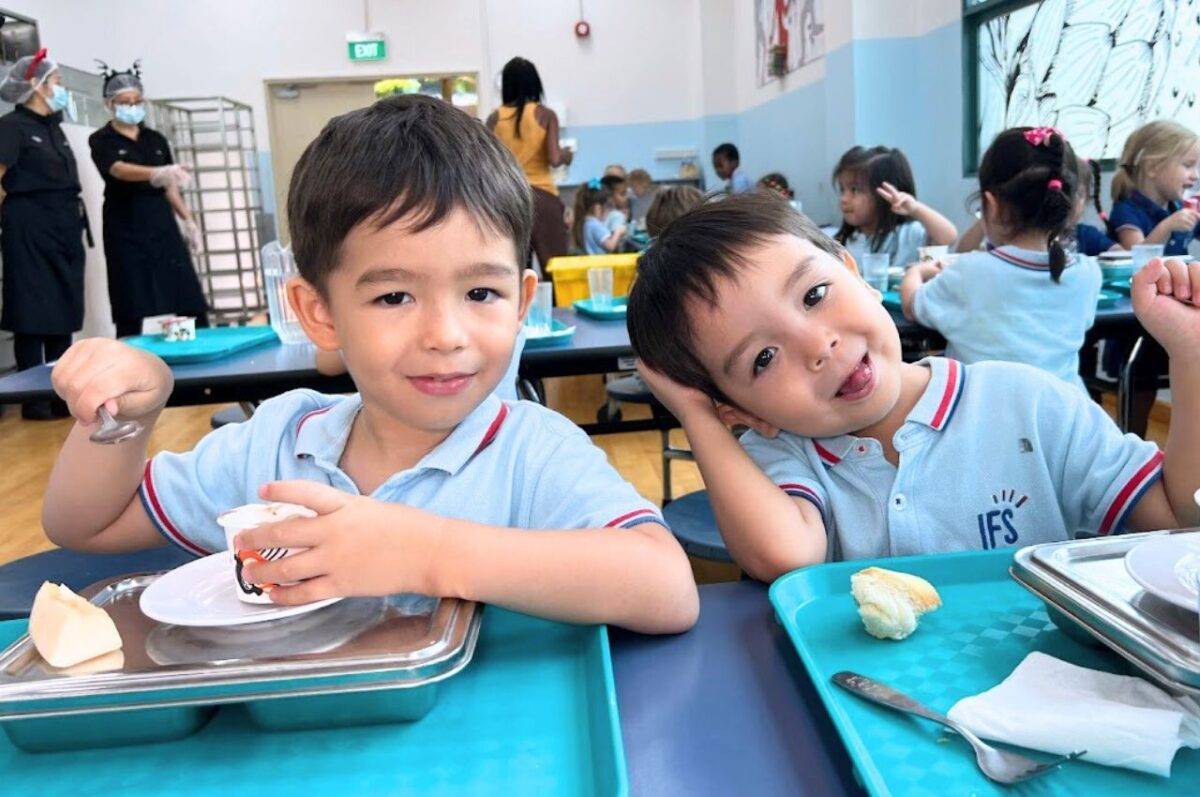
[0,107,87,335]
[89,123,207,329]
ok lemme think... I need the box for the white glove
[169,164,194,190]
[184,220,202,252]
[149,166,174,188]
[149,164,193,190]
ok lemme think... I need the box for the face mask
[45,84,70,113]
[115,103,146,125]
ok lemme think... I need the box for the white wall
[17,0,705,146]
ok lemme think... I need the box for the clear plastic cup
[1132,243,1165,271]
[525,282,554,335]
[588,267,614,309]
[861,253,890,293]
[261,241,309,345]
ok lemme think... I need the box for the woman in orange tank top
[487,58,573,271]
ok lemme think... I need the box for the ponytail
[1047,233,1066,282]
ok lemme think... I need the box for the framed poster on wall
[755,0,825,86]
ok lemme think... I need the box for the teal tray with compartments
[769,549,1198,796]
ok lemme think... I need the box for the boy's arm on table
[1126,257,1200,530]
[42,339,169,553]
[636,364,827,581]
[237,481,700,635]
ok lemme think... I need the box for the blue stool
[0,546,194,619]
[662,490,732,563]
[601,374,694,504]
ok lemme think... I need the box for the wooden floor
[0,377,1168,573]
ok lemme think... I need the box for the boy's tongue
[837,356,873,398]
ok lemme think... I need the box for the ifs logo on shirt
[977,488,1028,549]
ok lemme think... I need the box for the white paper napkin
[947,652,1200,777]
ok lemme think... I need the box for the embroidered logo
[117,149,127,156]
[976,488,1028,549]
[30,135,42,143]
[1018,437,1033,453]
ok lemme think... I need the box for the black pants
[12,333,71,418]
[13,333,71,370]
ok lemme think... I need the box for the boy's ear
[287,277,340,351]
[517,269,538,323]
[840,249,859,275]
[715,402,780,439]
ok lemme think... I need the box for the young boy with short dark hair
[628,193,1200,581]
[44,95,698,633]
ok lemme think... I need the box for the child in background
[758,172,802,213]
[833,146,957,268]
[900,127,1101,390]
[1102,121,1198,436]
[712,143,752,194]
[573,180,625,254]
[601,173,631,230]
[626,192,1200,576]
[1075,156,1119,255]
[628,168,655,223]
[43,95,698,632]
[645,185,704,237]
[1108,120,1200,253]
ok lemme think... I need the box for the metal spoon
[89,406,143,445]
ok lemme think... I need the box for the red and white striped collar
[906,357,966,431]
[986,243,1076,272]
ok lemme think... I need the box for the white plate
[139,551,341,627]
[1123,534,1200,612]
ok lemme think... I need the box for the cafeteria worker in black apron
[89,61,208,340]
[0,49,87,419]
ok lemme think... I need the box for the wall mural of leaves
[977,0,1200,161]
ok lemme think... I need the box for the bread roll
[851,567,941,641]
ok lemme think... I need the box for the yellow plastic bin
[544,254,639,307]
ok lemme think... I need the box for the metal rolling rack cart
[149,97,266,324]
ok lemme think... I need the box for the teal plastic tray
[572,297,628,320]
[522,318,576,349]
[769,550,1199,796]
[0,610,627,795]
[125,326,278,364]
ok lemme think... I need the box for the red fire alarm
[574,19,590,38]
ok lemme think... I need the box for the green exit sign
[348,38,386,62]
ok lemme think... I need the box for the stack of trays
[0,573,480,752]
[1012,530,1200,704]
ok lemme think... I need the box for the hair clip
[1023,126,1062,147]
[1047,178,1063,191]
[587,178,601,190]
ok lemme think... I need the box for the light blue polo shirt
[139,390,663,556]
[842,220,928,269]
[912,245,1102,391]
[740,357,1162,562]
